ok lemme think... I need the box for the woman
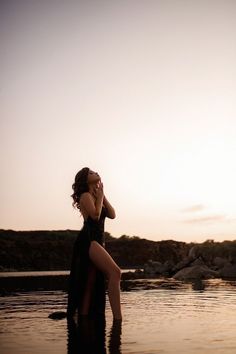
[67,167,122,321]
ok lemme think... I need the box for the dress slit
[67,207,107,317]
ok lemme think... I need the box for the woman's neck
[88,185,97,203]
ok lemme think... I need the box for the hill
[0,229,235,272]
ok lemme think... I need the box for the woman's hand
[95,180,104,199]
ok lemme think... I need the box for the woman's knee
[108,266,121,281]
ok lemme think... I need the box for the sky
[1,0,236,243]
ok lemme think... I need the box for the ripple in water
[0,279,236,353]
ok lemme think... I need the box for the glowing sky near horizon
[1,0,236,242]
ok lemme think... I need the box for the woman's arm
[103,195,116,219]
[80,192,104,221]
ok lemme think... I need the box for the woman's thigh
[89,240,120,277]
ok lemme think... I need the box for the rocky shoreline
[127,243,236,281]
[1,230,236,283]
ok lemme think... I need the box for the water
[0,278,236,353]
[0,269,136,277]
[0,270,71,277]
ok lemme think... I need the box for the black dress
[67,205,108,317]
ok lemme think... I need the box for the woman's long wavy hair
[71,167,90,212]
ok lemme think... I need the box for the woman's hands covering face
[95,179,104,199]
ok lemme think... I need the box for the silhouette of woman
[67,167,122,321]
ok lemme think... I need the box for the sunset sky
[1,0,236,243]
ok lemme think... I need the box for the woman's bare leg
[80,263,97,315]
[89,241,122,320]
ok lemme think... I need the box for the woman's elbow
[109,211,116,219]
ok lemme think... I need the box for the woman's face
[87,169,101,185]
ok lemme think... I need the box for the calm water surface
[0,277,236,354]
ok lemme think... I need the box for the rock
[191,257,206,266]
[121,271,143,280]
[48,311,67,320]
[172,255,201,273]
[192,279,205,291]
[134,269,144,276]
[164,260,175,271]
[219,264,236,278]
[173,265,220,280]
[143,260,170,275]
[188,245,200,259]
[172,257,190,273]
[212,257,230,269]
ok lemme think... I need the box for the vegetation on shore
[0,229,235,272]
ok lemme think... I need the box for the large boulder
[172,257,192,273]
[173,265,220,280]
[188,245,200,259]
[171,255,204,274]
[191,257,206,266]
[219,264,236,278]
[143,260,171,275]
[212,257,230,269]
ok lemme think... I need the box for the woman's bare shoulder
[79,193,91,219]
[80,192,91,199]
[80,192,95,205]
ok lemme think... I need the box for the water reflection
[108,320,122,354]
[2,279,236,354]
[191,279,205,291]
[67,315,122,354]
